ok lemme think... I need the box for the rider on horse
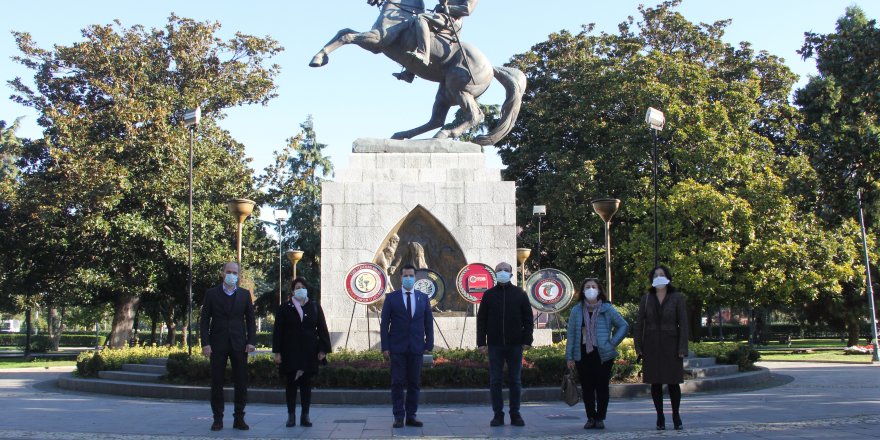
[392,0,479,83]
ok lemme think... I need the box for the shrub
[689,341,760,371]
[75,344,187,377]
[0,334,106,349]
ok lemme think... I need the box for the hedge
[0,334,106,351]
[75,345,187,377]
[689,341,760,371]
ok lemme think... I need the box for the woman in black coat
[272,277,331,428]
[633,265,688,431]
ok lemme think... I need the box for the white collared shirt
[222,283,236,296]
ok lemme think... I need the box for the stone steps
[145,357,168,366]
[122,363,167,374]
[98,370,163,383]
[685,364,739,378]
[683,356,716,368]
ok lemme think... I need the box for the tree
[795,6,880,344]
[8,15,282,347]
[258,116,333,312]
[500,1,844,340]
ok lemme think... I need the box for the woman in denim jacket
[565,278,629,430]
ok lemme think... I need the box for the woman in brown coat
[633,265,688,431]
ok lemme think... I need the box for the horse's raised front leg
[435,91,483,140]
[392,85,452,140]
[310,29,382,67]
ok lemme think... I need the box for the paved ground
[0,361,878,439]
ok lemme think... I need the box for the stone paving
[0,361,878,439]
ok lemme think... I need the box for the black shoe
[595,420,605,429]
[510,412,525,427]
[393,419,404,428]
[210,418,223,431]
[392,71,415,83]
[673,414,682,430]
[300,413,312,427]
[286,413,296,427]
[584,418,596,429]
[405,417,423,427]
[656,414,666,430]
[490,412,504,427]
[233,416,249,430]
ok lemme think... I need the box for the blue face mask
[401,275,416,290]
[293,288,308,302]
[224,273,238,286]
[496,270,512,284]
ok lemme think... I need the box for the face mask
[496,270,512,283]
[401,276,416,290]
[224,273,238,286]
[583,288,599,301]
[293,288,308,302]
[652,276,670,287]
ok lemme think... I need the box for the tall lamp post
[592,198,620,302]
[273,210,289,305]
[645,107,665,268]
[532,205,546,269]
[227,199,256,265]
[516,248,531,286]
[857,190,879,362]
[183,106,200,354]
[286,250,304,282]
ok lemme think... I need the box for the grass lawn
[757,350,874,364]
[0,357,77,369]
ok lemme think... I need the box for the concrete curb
[57,367,770,404]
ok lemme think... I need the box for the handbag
[561,370,581,406]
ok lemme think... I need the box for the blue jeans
[488,344,523,414]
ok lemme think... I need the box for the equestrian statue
[309,0,526,147]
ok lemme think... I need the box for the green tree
[8,15,282,347]
[258,116,333,312]
[501,1,846,340]
[795,6,880,344]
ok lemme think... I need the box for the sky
[2,1,878,223]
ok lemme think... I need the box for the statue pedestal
[320,138,549,350]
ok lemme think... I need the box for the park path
[0,361,878,439]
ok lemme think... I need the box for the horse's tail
[473,66,527,147]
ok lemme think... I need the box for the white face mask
[652,276,670,287]
[583,287,599,301]
[293,288,308,302]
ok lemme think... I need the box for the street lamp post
[592,198,620,302]
[532,205,546,269]
[273,210,289,305]
[857,190,879,362]
[286,250,304,282]
[516,248,531,286]
[645,107,665,268]
[183,106,200,355]
[227,198,256,265]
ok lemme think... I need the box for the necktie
[406,292,412,318]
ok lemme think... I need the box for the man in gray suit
[200,262,256,431]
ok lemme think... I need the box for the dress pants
[488,344,524,414]
[285,372,313,414]
[576,345,613,420]
[390,353,423,420]
[210,349,248,417]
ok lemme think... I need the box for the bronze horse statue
[309,0,526,146]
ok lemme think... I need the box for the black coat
[476,282,534,346]
[199,285,256,352]
[272,299,332,374]
[633,290,689,384]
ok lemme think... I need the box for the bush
[689,341,760,371]
[0,334,106,349]
[75,344,187,377]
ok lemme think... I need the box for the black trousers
[575,346,613,420]
[210,349,248,418]
[285,371,313,414]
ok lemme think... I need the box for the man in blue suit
[380,264,434,428]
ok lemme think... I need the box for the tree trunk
[846,314,861,347]
[163,315,177,347]
[687,296,703,342]
[149,312,158,345]
[47,306,63,351]
[109,294,140,349]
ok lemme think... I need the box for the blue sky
[2,0,877,199]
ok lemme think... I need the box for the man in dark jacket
[200,262,256,431]
[476,261,534,427]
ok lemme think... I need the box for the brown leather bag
[561,370,580,406]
